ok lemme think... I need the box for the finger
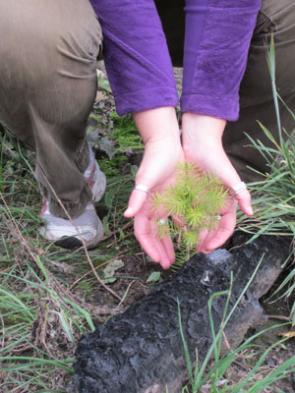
[134,215,160,262]
[161,235,175,266]
[206,151,253,217]
[125,139,179,219]
[199,198,237,252]
[124,188,149,218]
[235,189,253,217]
[220,195,236,215]
[134,215,172,269]
[172,215,186,229]
[196,229,209,253]
[202,206,237,252]
[151,221,173,269]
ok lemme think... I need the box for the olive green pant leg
[0,0,102,218]
[223,0,295,182]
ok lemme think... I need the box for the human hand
[124,107,184,269]
[182,113,253,253]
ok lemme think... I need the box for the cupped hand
[182,113,253,253]
[124,107,184,269]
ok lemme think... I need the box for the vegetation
[153,163,227,251]
[237,116,295,324]
[180,285,295,393]
[1,57,294,392]
[237,38,295,325]
[0,102,141,391]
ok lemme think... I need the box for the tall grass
[238,37,295,238]
[237,37,295,324]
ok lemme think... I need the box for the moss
[111,114,143,153]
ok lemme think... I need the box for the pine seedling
[153,163,227,253]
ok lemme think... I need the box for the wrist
[182,113,226,141]
[181,113,227,160]
[133,107,181,146]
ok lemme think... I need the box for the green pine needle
[153,163,227,253]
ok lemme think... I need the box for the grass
[181,323,295,393]
[237,37,295,238]
[179,264,295,393]
[237,126,295,324]
[0,109,142,391]
[237,127,295,239]
[1,61,295,392]
[237,37,295,325]
[1,119,294,393]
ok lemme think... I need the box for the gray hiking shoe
[39,145,106,249]
[39,200,104,249]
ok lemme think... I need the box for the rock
[72,234,291,393]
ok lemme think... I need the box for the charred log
[72,234,291,393]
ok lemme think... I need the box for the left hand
[182,113,253,253]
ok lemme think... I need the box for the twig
[0,193,41,266]
[266,314,291,322]
[102,220,133,242]
[222,330,231,351]
[69,255,123,290]
[2,192,121,301]
[86,303,122,317]
[117,280,135,308]
[83,243,122,302]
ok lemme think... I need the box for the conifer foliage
[153,163,227,250]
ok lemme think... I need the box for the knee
[0,1,102,78]
[241,0,295,102]
[38,5,102,80]
[253,0,295,46]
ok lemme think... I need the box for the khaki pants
[0,0,102,218]
[0,1,294,218]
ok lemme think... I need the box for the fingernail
[160,259,171,270]
[248,206,254,216]
[124,208,133,217]
[202,249,211,254]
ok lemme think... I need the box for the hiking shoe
[39,200,104,249]
[39,144,106,249]
[84,144,106,203]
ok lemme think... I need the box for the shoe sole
[54,232,104,250]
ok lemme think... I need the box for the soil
[90,255,159,311]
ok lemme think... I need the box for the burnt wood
[72,234,291,393]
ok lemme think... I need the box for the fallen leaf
[146,271,161,283]
[103,259,125,284]
[279,331,295,339]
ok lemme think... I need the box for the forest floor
[0,68,294,393]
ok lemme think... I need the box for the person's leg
[223,0,295,182]
[0,0,103,219]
